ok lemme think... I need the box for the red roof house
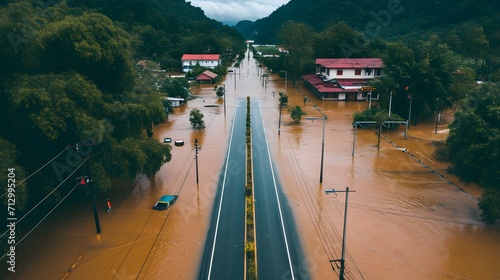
[196,70,218,83]
[303,58,384,101]
[181,54,221,73]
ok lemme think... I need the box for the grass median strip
[245,96,257,280]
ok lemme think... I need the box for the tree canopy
[189,108,205,129]
[447,82,500,223]
[0,2,178,217]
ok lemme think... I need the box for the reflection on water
[5,53,499,280]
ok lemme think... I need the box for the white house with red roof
[303,58,384,101]
[181,54,221,73]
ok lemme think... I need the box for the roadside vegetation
[245,97,257,279]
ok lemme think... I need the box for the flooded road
[3,51,499,280]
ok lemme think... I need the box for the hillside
[235,0,500,46]
[67,0,246,69]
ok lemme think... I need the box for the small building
[181,54,221,73]
[165,97,185,107]
[196,70,218,84]
[303,58,384,101]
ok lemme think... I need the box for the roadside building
[181,54,221,73]
[303,58,384,101]
[196,70,218,84]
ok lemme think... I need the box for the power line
[1,182,80,260]
[0,146,70,198]
[0,158,87,240]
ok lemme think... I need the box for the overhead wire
[279,127,340,264]
[1,182,81,260]
[278,104,364,279]
[0,146,70,198]
[0,157,88,241]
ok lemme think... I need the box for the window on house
[366,68,372,75]
[327,69,330,76]
[355,69,361,75]
[375,69,381,76]
[337,69,343,75]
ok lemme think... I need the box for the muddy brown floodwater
[3,52,499,280]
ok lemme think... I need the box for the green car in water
[153,195,178,210]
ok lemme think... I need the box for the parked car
[174,139,184,146]
[153,195,178,210]
[163,137,172,143]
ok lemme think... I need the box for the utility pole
[278,106,282,135]
[435,97,440,134]
[325,187,356,280]
[76,143,101,234]
[368,91,372,109]
[223,84,226,118]
[76,175,101,234]
[194,138,200,184]
[388,91,392,117]
[408,94,412,130]
[306,106,326,183]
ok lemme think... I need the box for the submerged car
[174,139,184,146]
[153,195,178,210]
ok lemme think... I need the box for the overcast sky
[190,0,290,25]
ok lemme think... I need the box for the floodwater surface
[3,52,499,280]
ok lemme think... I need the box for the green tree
[0,138,28,211]
[6,73,106,142]
[37,12,136,94]
[313,22,367,58]
[279,21,315,82]
[279,92,289,107]
[189,108,205,129]
[377,39,458,125]
[162,78,190,99]
[215,85,225,97]
[447,82,500,223]
[289,105,307,123]
[462,26,490,67]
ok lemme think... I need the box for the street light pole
[325,187,356,280]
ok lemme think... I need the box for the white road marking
[256,101,296,280]
[207,103,240,279]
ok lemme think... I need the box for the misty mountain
[235,0,500,45]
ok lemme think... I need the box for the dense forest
[0,0,245,248]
